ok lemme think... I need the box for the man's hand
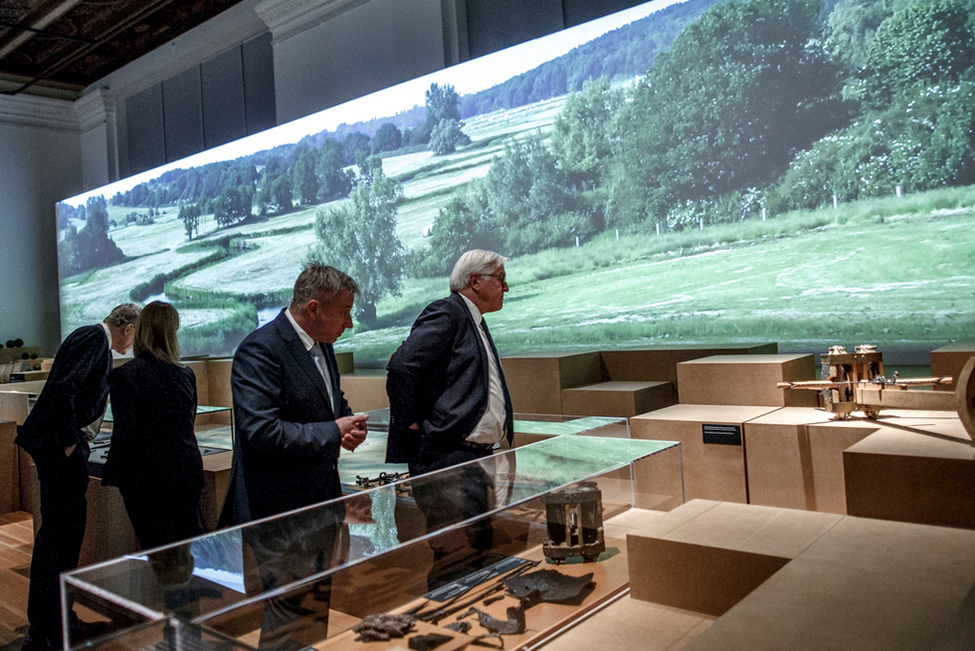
[337,414,369,451]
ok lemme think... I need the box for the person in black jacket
[102,301,204,551]
[385,250,514,589]
[385,249,514,474]
[16,303,141,651]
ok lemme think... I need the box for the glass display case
[63,432,682,651]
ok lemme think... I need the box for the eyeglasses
[480,273,508,287]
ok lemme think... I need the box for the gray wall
[0,97,84,352]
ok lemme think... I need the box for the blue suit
[220,309,351,526]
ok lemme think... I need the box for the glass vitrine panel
[63,432,681,651]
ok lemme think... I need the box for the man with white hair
[385,249,513,474]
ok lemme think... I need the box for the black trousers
[410,447,496,590]
[120,485,204,552]
[27,444,90,641]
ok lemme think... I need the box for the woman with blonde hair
[103,301,204,549]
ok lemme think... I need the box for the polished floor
[0,512,32,651]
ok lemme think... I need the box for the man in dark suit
[385,250,514,588]
[220,263,368,527]
[386,249,514,474]
[16,304,141,651]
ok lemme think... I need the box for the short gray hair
[449,250,507,292]
[291,263,360,311]
[104,303,142,329]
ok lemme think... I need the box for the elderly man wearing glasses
[386,249,513,474]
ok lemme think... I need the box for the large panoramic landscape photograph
[57,0,975,364]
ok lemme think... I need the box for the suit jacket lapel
[274,312,334,416]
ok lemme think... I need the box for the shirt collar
[285,307,316,352]
[458,292,483,326]
[100,322,113,349]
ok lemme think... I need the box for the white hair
[449,250,507,292]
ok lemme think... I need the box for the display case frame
[63,431,682,651]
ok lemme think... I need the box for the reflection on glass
[64,435,677,649]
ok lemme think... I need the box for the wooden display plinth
[742,407,842,511]
[676,354,818,407]
[627,500,840,616]
[660,503,975,651]
[631,405,779,503]
[598,344,777,384]
[930,340,975,391]
[0,420,19,514]
[340,370,390,411]
[560,380,675,418]
[501,353,602,414]
[844,413,975,529]
[204,358,234,426]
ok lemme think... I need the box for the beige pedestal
[742,407,843,511]
[501,353,602,414]
[677,354,818,407]
[656,503,975,651]
[597,344,777,384]
[561,380,675,418]
[844,413,975,529]
[627,500,841,616]
[0,420,19,514]
[340,369,389,411]
[631,405,778,503]
[930,340,975,391]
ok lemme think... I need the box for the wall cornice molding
[0,93,78,131]
[74,89,116,133]
[255,0,373,41]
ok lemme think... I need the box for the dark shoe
[67,618,109,641]
[20,632,58,651]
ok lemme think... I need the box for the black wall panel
[163,67,204,162]
[202,47,247,149]
[562,0,647,28]
[242,32,277,135]
[126,83,166,174]
[466,0,564,59]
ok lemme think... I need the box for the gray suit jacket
[220,310,351,526]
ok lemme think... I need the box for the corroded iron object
[502,569,594,603]
[352,613,416,641]
[408,633,453,650]
[542,481,605,563]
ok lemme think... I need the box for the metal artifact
[472,603,526,635]
[408,633,453,650]
[777,346,974,437]
[352,613,416,642]
[355,471,407,488]
[541,481,605,563]
[502,569,594,603]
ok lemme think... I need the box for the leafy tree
[292,148,319,206]
[423,83,461,141]
[308,169,407,322]
[213,185,251,227]
[551,78,624,189]
[429,118,471,155]
[371,123,403,154]
[180,203,202,239]
[607,0,847,227]
[862,0,975,108]
[317,138,354,202]
[424,182,501,276]
[482,133,580,255]
[342,132,371,166]
[59,195,125,275]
